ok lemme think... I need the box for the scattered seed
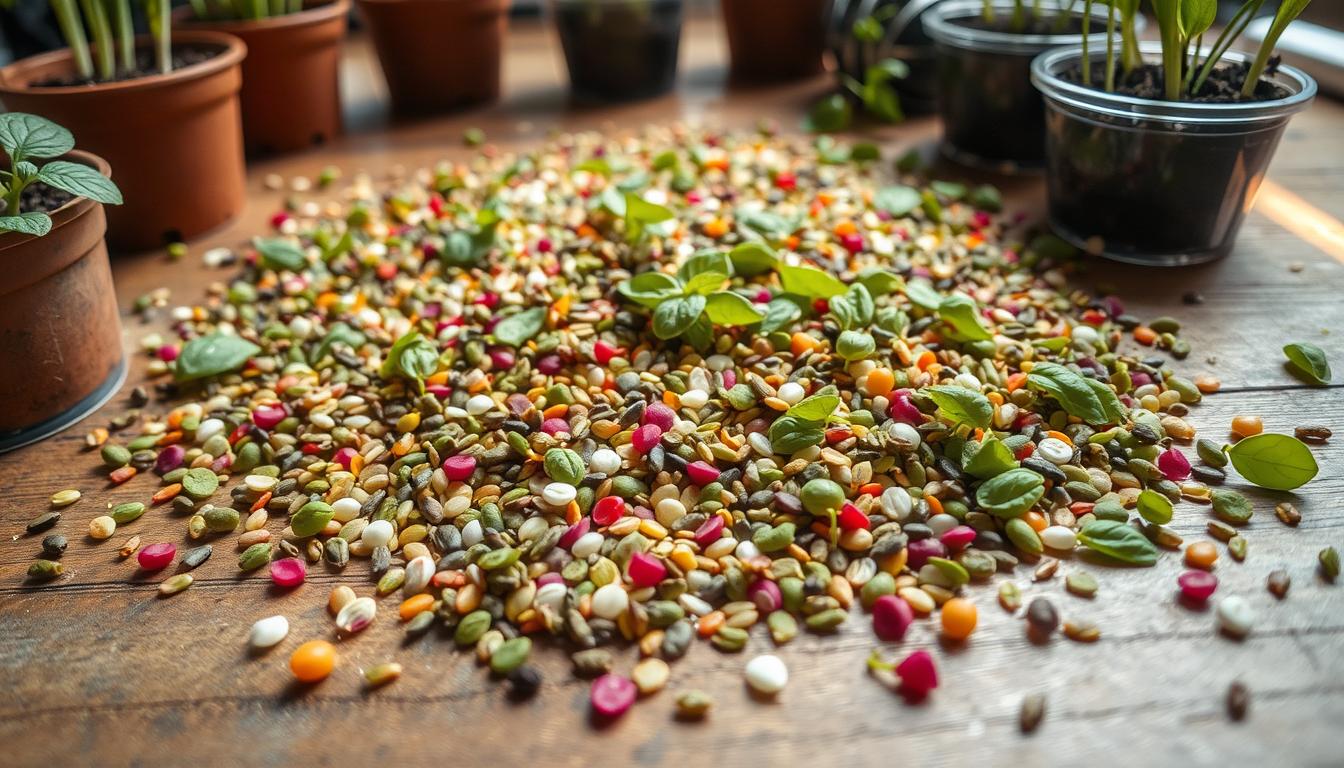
[27,559,63,581]
[1217,596,1255,638]
[1267,570,1290,599]
[49,489,81,508]
[364,662,403,688]
[1320,547,1340,581]
[1019,693,1046,734]
[1227,681,1249,721]
[158,573,194,596]
[1062,618,1101,643]
[744,654,788,695]
[1065,571,1098,598]
[675,689,714,719]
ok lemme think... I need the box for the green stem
[110,0,134,72]
[1104,7,1116,92]
[1052,0,1077,34]
[1081,0,1092,86]
[188,0,209,19]
[269,0,283,16]
[1011,0,1025,31]
[50,0,93,81]
[1184,32,1203,94]
[4,176,29,216]
[1242,0,1310,98]
[148,0,172,74]
[1120,2,1140,74]
[287,0,301,13]
[78,0,115,80]
[248,0,265,19]
[982,0,994,24]
[1192,1,1260,94]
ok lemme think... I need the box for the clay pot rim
[356,0,504,7]
[172,0,351,32]
[0,149,110,251]
[0,31,246,97]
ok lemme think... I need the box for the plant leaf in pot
[1032,1,1318,266]
[0,113,125,452]
[829,0,943,115]
[553,0,685,102]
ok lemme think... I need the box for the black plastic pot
[829,0,942,115]
[1033,44,1317,266]
[554,0,683,102]
[925,0,1123,172]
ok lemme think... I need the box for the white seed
[542,482,577,507]
[403,555,435,595]
[571,532,605,559]
[361,519,395,548]
[591,583,629,619]
[336,596,377,634]
[465,394,495,415]
[534,581,568,613]
[461,518,484,548]
[1036,438,1074,465]
[1071,325,1100,345]
[654,497,687,527]
[196,418,225,442]
[926,514,959,537]
[1217,596,1255,638]
[776,382,806,405]
[244,474,278,493]
[248,615,289,649]
[1040,526,1078,551]
[331,497,363,523]
[886,421,922,449]
[589,448,621,475]
[678,593,713,616]
[679,389,709,410]
[880,486,913,521]
[744,654,789,694]
[734,540,762,561]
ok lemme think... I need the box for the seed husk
[181,544,213,569]
[998,581,1022,613]
[1062,618,1101,642]
[41,534,68,558]
[26,511,60,534]
[118,535,142,559]
[1065,571,1098,598]
[1274,502,1301,526]
[675,689,713,719]
[49,489,81,507]
[238,542,272,571]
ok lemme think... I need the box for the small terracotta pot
[174,1,349,155]
[721,0,828,83]
[0,151,124,451]
[0,32,246,252]
[357,0,508,116]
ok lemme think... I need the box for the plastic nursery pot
[829,0,942,115]
[0,151,125,453]
[1032,44,1317,267]
[553,0,684,102]
[0,32,246,252]
[173,0,349,155]
[924,0,1124,172]
[356,0,509,116]
[721,0,828,84]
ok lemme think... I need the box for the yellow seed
[632,657,670,695]
[328,585,357,615]
[50,489,81,507]
[89,515,116,540]
[898,586,935,614]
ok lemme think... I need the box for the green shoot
[145,0,172,74]
[1192,0,1264,93]
[269,0,284,15]
[1179,0,1216,91]
[1011,0,1026,32]
[982,0,995,23]
[78,0,115,81]
[49,0,93,81]
[1053,0,1079,33]
[1104,3,1116,92]
[1242,0,1313,96]
[109,0,135,73]
[1081,0,1092,86]
[0,113,123,238]
[1149,0,1183,101]
[1115,0,1141,74]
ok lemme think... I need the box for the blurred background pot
[0,31,246,251]
[554,0,683,102]
[0,150,124,452]
[721,0,828,84]
[174,0,349,155]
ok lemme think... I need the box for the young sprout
[1240,0,1313,96]
[0,113,123,237]
[45,0,178,80]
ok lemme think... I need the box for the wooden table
[3,15,1343,767]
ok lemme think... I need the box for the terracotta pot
[0,151,124,452]
[0,32,246,252]
[174,1,349,155]
[357,0,508,116]
[722,0,828,83]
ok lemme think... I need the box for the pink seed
[641,402,676,432]
[1157,448,1191,481]
[487,347,515,369]
[685,461,720,486]
[558,517,590,550]
[1178,570,1218,603]
[940,525,977,550]
[157,344,179,362]
[888,390,923,424]
[895,649,938,696]
[442,455,477,482]
[536,572,564,587]
[631,424,663,454]
[333,447,358,470]
[270,557,307,588]
[747,578,783,614]
[692,515,724,548]
[252,405,287,430]
[593,340,619,365]
[155,445,185,475]
[872,595,914,642]
[627,552,666,589]
[536,354,563,375]
[138,543,177,571]
[425,385,452,399]
[905,537,947,571]
[591,674,637,718]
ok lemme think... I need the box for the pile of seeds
[22,125,1330,721]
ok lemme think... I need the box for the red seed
[591,496,627,527]
[685,461,721,486]
[872,595,914,642]
[940,525,977,550]
[1157,448,1191,481]
[1178,570,1218,603]
[837,503,871,531]
[442,455,477,482]
[137,543,177,571]
[590,674,637,718]
[593,340,620,365]
[641,402,676,432]
[895,649,938,696]
[631,424,663,455]
[558,517,590,550]
[270,557,307,588]
[693,515,724,548]
[627,552,666,589]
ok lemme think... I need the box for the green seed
[364,662,403,687]
[1228,535,1248,562]
[1065,571,1098,598]
[202,505,240,532]
[489,637,532,674]
[100,444,131,468]
[181,468,220,500]
[158,574,194,596]
[238,542,272,571]
[711,626,749,651]
[1197,439,1229,468]
[27,559,63,581]
[110,501,147,524]
[860,571,896,609]
[675,689,713,719]
[290,501,335,537]
[477,546,520,570]
[804,608,847,632]
[752,522,796,553]
[455,610,492,646]
[1211,489,1253,524]
[800,478,845,516]
[1005,518,1043,555]
[927,556,970,587]
[377,567,406,595]
[767,610,798,645]
[998,581,1022,612]
[1321,547,1340,581]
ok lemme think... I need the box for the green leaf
[759,297,803,334]
[728,242,777,277]
[311,322,366,364]
[927,384,993,429]
[736,210,796,241]
[778,263,846,299]
[836,330,876,361]
[921,189,943,222]
[828,283,874,331]
[873,185,921,217]
[572,157,611,176]
[937,294,992,342]
[0,212,52,236]
[379,331,439,389]
[769,414,826,454]
[850,142,881,162]
[651,150,679,171]
[968,184,1003,212]
[683,270,729,297]
[1283,342,1331,386]
[1136,489,1173,525]
[175,333,261,382]
[787,392,840,422]
[962,437,1018,479]
[493,307,547,348]
[12,160,36,178]
[1225,433,1319,491]
[652,295,706,340]
[1026,362,1126,426]
[1077,520,1159,566]
[683,314,713,351]
[975,468,1045,519]
[704,291,763,326]
[35,160,122,204]
[930,180,967,201]
[855,268,904,296]
[805,93,852,133]
[623,192,674,243]
[904,279,943,311]
[617,272,682,308]
[254,238,307,272]
[678,250,733,283]
[0,113,74,162]
[1179,0,1217,38]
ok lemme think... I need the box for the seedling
[188,0,306,21]
[0,113,122,237]
[808,4,910,132]
[49,0,175,79]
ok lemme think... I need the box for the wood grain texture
[2,13,1343,768]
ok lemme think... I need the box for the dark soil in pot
[29,49,219,87]
[555,0,684,102]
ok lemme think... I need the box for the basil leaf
[254,238,307,272]
[873,185,921,216]
[176,333,261,382]
[736,210,795,241]
[828,283,874,331]
[683,270,728,296]
[1225,433,1319,491]
[927,384,992,429]
[787,393,840,421]
[652,295,705,340]
[493,307,547,348]
[1136,489,1173,525]
[0,212,52,236]
[904,279,942,311]
[683,314,713,351]
[35,160,122,205]
[769,414,826,454]
[855,267,904,296]
[778,263,846,299]
[623,192,674,243]
[0,112,74,161]
[805,93,852,133]
[962,437,1018,479]
[380,331,439,389]
[618,272,682,308]
[1283,342,1331,386]
[930,180,967,201]
[836,330,876,361]
[968,184,1003,212]
[1026,362,1126,426]
[937,294,992,342]
[760,297,803,334]
[678,250,733,283]
[704,291,763,326]
[311,322,366,364]
[728,242,777,277]
[1077,520,1158,566]
[975,468,1045,519]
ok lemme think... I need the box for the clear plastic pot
[925,0,1124,172]
[1033,43,1316,266]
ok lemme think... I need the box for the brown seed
[1293,425,1332,444]
[1033,558,1058,582]
[1274,502,1301,527]
[1227,681,1249,721]
[1019,693,1046,734]
[1267,569,1291,599]
[1062,618,1101,642]
[1026,598,1059,637]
